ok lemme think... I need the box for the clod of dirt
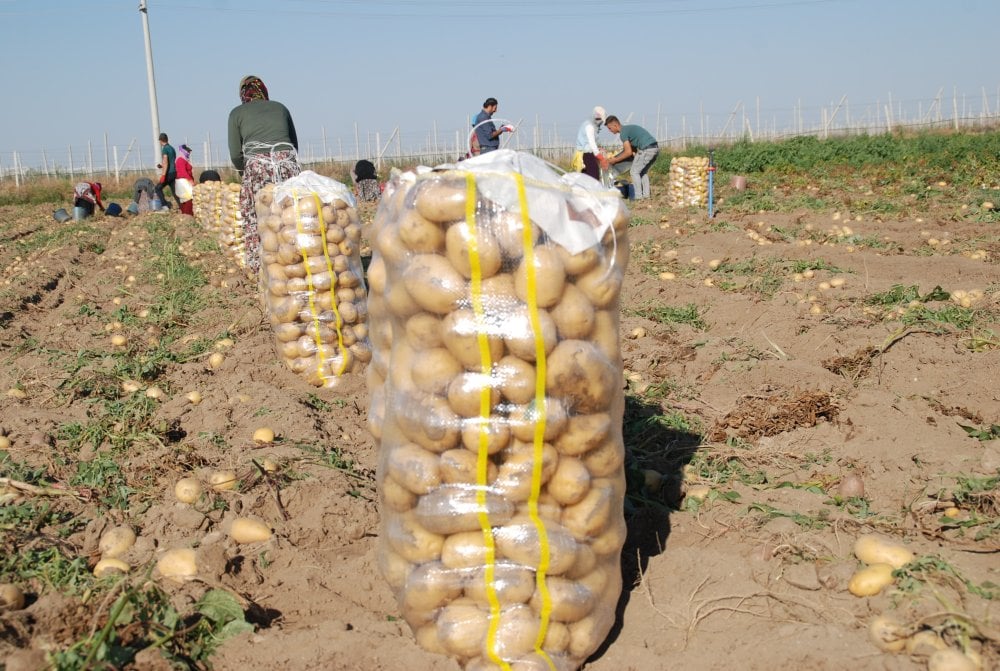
[822,346,878,381]
[707,390,839,442]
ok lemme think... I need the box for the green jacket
[227,100,298,171]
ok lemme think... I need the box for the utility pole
[139,0,160,167]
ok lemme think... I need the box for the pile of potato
[667,156,709,209]
[369,153,630,671]
[258,171,371,387]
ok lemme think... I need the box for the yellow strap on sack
[514,173,556,671]
[465,173,509,670]
[293,190,349,379]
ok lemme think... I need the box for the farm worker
[72,181,104,217]
[573,106,609,180]
[175,144,196,216]
[154,132,180,210]
[605,115,660,200]
[132,177,156,213]
[352,159,381,202]
[472,97,514,154]
[228,74,300,274]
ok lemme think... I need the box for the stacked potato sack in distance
[259,171,371,387]
[667,156,709,209]
[192,182,214,226]
[369,151,630,671]
[218,183,247,270]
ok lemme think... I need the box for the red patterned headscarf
[239,76,269,103]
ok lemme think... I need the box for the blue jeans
[611,145,659,199]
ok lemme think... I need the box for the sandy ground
[0,172,998,671]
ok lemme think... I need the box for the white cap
[593,106,607,123]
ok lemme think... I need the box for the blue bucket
[53,208,71,223]
[73,206,87,221]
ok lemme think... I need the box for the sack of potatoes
[219,183,248,270]
[370,150,630,671]
[258,171,372,387]
[667,156,709,209]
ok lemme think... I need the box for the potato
[493,442,559,501]
[928,649,979,671]
[209,470,238,492]
[440,448,499,484]
[494,355,537,405]
[398,209,445,253]
[412,347,463,395]
[581,438,625,478]
[492,604,540,659]
[554,413,612,456]
[382,475,418,512]
[546,340,617,414]
[590,310,621,362]
[848,563,895,596]
[447,371,501,418]
[567,608,614,660]
[574,265,623,309]
[394,393,461,453]
[446,220,502,279]
[437,600,489,658]
[464,562,535,605]
[93,557,130,577]
[230,517,272,543]
[561,484,615,540]
[404,313,444,350]
[385,442,441,495]
[156,548,198,583]
[414,624,446,655]
[550,283,596,340]
[98,526,136,558]
[853,534,914,569]
[415,485,515,535]
[495,519,579,575]
[0,583,26,611]
[547,456,591,505]
[440,530,492,569]
[508,397,568,443]
[415,178,468,224]
[504,307,558,362]
[514,245,566,308]
[531,576,596,623]
[589,514,627,556]
[386,511,445,564]
[459,417,511,455]
[402,254,467,315]
[442,309,505,369]
[402,561,462,615]
[377,548,413,591]
[556,244,600,277]
[385,281,422,318]
[905,630,948,655]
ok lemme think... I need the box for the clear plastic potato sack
[258,170,371,387]
[369,150,630,670]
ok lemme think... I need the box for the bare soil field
[0,166,997,671]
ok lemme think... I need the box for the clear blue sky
[0,0,994,171]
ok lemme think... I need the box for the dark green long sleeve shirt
[227,100,299,171]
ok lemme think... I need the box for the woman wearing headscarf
[227,75,300,274]
[175,144,196,216]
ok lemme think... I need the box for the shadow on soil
[589,393,703,661]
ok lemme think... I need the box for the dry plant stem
[0,477,87,500]
[252,460,290,521]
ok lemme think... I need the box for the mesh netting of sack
[367,150,630,671]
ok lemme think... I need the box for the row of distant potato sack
[192,173,372,387]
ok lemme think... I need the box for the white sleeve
[585,123,600,154]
